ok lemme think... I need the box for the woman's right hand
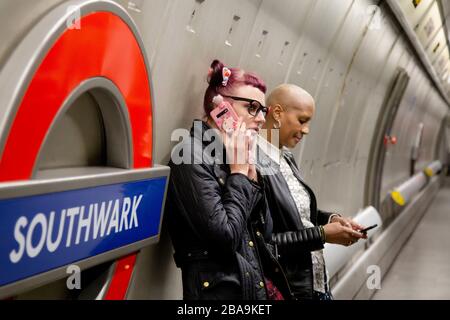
[323,222,365,246]
[223,118,251,177]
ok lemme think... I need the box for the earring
[274,119,281,129]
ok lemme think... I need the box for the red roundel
[0,10,154,300]
[0,12,153,182]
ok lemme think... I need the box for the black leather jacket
[257,146,333,299]
[165,121,293,300]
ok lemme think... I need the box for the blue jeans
[313,291,334,300]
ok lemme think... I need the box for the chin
[287,142,298,149]
[291,139,302,148]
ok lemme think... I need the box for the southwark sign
[0,169,169,289]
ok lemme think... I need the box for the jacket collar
[256,138,303,228]
[257,137,318,226]
[190,119,213,140]
[257,136,281,165]
[257,136,295,166]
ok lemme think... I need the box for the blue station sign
[0,169,169,289]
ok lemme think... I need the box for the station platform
[373,178,450,300]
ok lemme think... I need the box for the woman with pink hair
[165,60,292,300]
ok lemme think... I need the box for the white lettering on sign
[9,195,144,264]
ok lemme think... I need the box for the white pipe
[324,206,382,279]
[391,172,427,206]
[424,160,442,177]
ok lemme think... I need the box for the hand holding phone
[210,95,239,132]
[360,224,378,234]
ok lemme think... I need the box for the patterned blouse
[278,148,329,293]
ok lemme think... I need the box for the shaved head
[264,84,315,148]
[267,84,314,111]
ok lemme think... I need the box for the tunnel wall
[1,0,448,299]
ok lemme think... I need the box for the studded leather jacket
[257,145,333,299]
[165,121,293,300]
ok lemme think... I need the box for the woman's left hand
[331,215,367,238]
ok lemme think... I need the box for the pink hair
[203,60,266,115]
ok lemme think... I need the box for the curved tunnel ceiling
[389,0,450,106]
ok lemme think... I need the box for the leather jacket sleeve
[271,226,324,259]
[317,210,334,226]
[169,161,262,252]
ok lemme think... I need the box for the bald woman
[257,84,366,300]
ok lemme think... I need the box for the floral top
[278,148,328,293]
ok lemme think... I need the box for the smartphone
[360,224,378,234]
[210,98,239,132]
